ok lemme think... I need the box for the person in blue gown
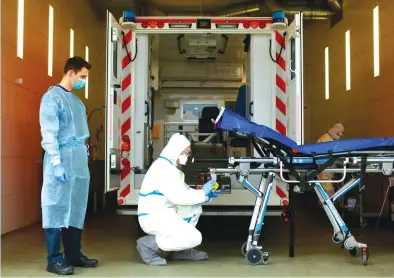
[39,57,98,275]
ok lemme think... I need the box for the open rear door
[286,12,304,145]
[105,10,122,192]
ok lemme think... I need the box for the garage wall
[1,0,105,234]
[303,0,394,143]
[303,1,394,214]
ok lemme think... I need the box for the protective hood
[160,133,191,165]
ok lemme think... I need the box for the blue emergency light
[123,10,135,23]
[272,10,285,23]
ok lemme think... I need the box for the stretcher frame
[207,144,394,265]
[198,109,394,266]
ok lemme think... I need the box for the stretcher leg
[241,172,275,265]
[315,182,369,265]
[288,186,295,258]
[331,178,361,203]
[280,185,296,258]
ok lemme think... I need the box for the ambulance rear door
[286,12,304,145]
[105,10,122,193]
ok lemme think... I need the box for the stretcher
[204,107,394,266]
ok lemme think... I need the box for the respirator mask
[179,148,193,166]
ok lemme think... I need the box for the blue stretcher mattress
[217,109,394,155]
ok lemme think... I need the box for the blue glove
[54,164,68,183]
[202,179,216,196]
[208,189,222,199]
[206,187,224,202]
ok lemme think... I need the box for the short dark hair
[64,56,92,74]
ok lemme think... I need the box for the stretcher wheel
[241,242,247,256]
[245,247,264,265]
[361,247,369,265]
[348,247,359,257]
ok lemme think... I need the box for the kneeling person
[136,133,221,265]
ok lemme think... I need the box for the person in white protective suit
[136,133,222,265]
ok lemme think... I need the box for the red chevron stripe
[276,31,286,49]
[122,74,131,91]
[276,75,286,94]
[276,96,286,116]
[276,119,286,135]
[276,53,286,71]
[122,118,131,135]
[276,186,286,199]
[122,96,131,113]
[122,30,132,48]
[120,184,130,196]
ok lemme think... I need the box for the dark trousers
[45,226,83,264]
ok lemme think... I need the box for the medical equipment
[212,182,220,192]
[197,107,394,266]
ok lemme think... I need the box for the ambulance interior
[148,33,252,188]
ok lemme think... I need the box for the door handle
[145,101,150,124]
[289,61,296,73]
[113,84,121,105]
[249,101,254,117]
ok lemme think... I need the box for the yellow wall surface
[303,0,394,142]
[1,0,106,234]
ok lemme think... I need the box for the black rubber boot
[62,227,98,267]
[69,255,98,267]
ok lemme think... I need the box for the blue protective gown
[39,85,90,229]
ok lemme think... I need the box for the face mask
[72,78,86,90]
[179,154,188,165]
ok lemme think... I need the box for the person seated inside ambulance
[136,133,222,266]
[316,123,345,198]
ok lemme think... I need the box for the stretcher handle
[193,158,229,162]
[213,107,226,124]
[279,161,347,184]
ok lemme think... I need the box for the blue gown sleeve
[39,92,61,166]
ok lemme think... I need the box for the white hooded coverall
[137,133,209,252]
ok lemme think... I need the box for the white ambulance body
[104,10,304,216]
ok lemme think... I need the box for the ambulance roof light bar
[119,9,287,33]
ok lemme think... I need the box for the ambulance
[104,9,304,217]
